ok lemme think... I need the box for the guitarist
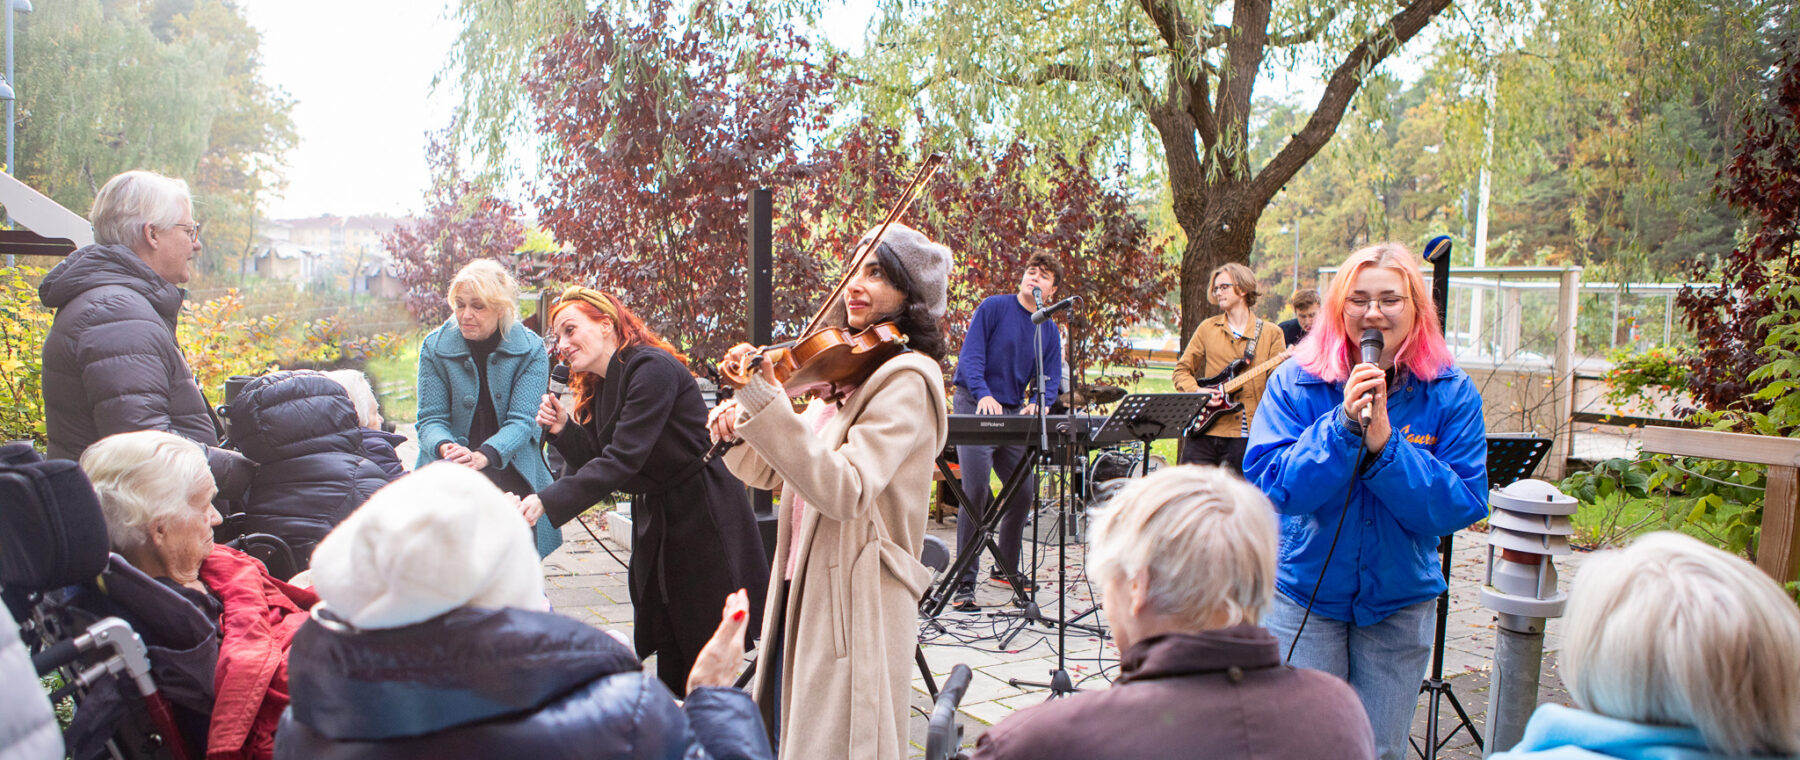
[1171,263,1287,472]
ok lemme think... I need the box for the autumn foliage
[385,135,530,326]
[523,0,1170,373]
[1677,39,1800,416]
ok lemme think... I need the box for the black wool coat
[537,346,770,671]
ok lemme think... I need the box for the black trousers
[1178,434,1248,474]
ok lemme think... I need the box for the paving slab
[534,509,1582,760]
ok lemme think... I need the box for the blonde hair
[90,170,192,249]
[325,369,382,429]
[1207,262,1262,308]
[1087,466,1278,628]
[79,431,214,555]
[446,259,520,329]
[1563,532,1800,756]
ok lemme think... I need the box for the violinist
[708,223,952,760]
[518,287,769,697]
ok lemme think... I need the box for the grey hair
[90,170,192,249]
[1087,465,1279,629]
[1563,531,1800,756]
[79,431,214,555]
[446,259,520,329]
[325,369,382,429]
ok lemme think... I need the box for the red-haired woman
[518,286,769,697]
[1244,242,1488,760]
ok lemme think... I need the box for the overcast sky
[240,1,1383,221]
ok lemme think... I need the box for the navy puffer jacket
[275,606,773,760]
[229,371,391,570]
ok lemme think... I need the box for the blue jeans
[1263,593,1435,760]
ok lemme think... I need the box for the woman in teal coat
[416,259,561,557]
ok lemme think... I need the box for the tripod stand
[1005,392,1202,700]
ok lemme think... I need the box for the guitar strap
[1242,319,1262,364]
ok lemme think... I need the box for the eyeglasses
[1345,296,1409,316]
[169,222,203,242]
[1211,283,1238,293]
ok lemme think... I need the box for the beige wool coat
[723,351,947,760]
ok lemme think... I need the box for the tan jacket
[1170,314,1287,438]
[724,351,948,760]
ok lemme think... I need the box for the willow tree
[853,0,1490,339]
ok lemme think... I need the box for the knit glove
[733,368,783,422]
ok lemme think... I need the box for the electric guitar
[1182,348,1294,437]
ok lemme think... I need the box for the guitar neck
[1220,350,1292,393]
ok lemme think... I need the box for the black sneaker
[951,583,979,612]
[988,573,1036,594]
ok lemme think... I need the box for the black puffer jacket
[275,606,773,760]
[229,371,391,570]
[38,244,219,461]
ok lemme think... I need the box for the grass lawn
[365,326,432,424]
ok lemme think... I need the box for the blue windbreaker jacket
[1245,360,1489,626]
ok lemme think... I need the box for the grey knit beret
[820,222,953,328]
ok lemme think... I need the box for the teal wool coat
[415,318,562,557]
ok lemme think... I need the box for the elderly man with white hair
[40,170,215,461]
[276,463,772,759]
[971,466,1375,760]
[1492,531,1800,759]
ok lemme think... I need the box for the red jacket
[197,545,317,760]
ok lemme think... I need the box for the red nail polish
[732,609,747,622]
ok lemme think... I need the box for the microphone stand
[1007,303,1084,700]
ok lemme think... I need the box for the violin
[718,154,945,400]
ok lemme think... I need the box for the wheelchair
[2,440,297,759]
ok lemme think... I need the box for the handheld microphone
[1358,329,1384,427]
[544,364,572,438]
[1031,285,1044,309]
[1031,296,1077,325]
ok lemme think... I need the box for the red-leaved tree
[1677,38,1800,417]
[385,134,530,326]
[525,0,1170,375]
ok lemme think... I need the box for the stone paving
[538,506,1584,759]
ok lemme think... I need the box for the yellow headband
[556,286,620,323]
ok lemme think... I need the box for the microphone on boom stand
[1032,296,1078,325]
[1358,329,1383,427]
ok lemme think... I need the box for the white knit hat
[309,463,544,630]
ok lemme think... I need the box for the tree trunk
[1168,166,1262,345]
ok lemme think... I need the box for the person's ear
[1129,569,1153,619]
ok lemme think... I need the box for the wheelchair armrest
[925,664,973,760]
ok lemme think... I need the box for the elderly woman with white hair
[971,466,1375,760]
[39,170,217,461]
[324,369,407,478]
[1491,531,1800,759]
[415,258,560,557]
[276,463,772,760]
[81,430,317,760]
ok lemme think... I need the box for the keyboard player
[949,254,1063,611]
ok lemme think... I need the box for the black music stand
[1412,433,1550,760]
[1093,393,1214,452]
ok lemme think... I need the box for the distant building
[252,215,410,293]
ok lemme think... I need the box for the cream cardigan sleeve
[732,368,934,524]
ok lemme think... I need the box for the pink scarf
[785,399,844,579]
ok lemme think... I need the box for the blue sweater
[953,294,1062,407]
